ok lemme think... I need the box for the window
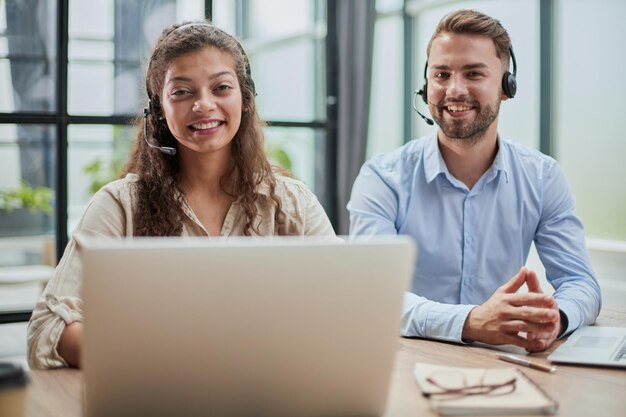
[0,1,59,322]
[0,0,208,322]
[554,0,626,240]
[0,0,57,113]
[369,0,540,158]
[213,0,327,192]
[66,0,207,229]
[367,0,404,158]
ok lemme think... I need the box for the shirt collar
[423,133,510,184]
[424,132,448,183]
[491,136,510,184]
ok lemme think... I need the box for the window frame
[0,0,213,323]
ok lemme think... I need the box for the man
[348,9,600,352]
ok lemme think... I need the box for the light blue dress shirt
[348,133,601,343]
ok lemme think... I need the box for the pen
[496,353,557,373]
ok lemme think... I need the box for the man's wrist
[461,306,478,343]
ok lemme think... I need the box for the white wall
[527,240,626,306]
[554,0,626,241]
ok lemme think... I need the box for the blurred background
[1,0,625,364]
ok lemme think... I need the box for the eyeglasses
[425,369,517,399]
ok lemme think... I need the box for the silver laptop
[80,236,416,417]
[548,326,626,368]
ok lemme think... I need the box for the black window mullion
[0,311,32,324]
[0,113,59,124]
[539,0,554,157]
[403,0,413,144]
[205,0,213,19]
[265,120,326,129]
[55,0,70,262]
[0,113,139,125]
[324,0,338,228]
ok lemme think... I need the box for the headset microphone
[143,108,177,156]
[412,90,434,125]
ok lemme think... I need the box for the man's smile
[446,104,474,113]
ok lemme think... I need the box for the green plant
[83,158,125,195]
[266,143,293,172]
[0,182,54,215]
[83,126,134,194]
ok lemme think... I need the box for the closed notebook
[414,363,558,416]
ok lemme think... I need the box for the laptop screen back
[81,236,416,417]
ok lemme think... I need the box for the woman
[28,22,335,369]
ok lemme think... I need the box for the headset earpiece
[502,46,517,98]
[502,71,516,98]
[146,93,163,120]
[421,61,428,104]
[145,73,157,116]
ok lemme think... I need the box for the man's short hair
[427,9,512,65]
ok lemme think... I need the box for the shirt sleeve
[27,183,129,369]
[348,160,475,343]
[302,187,336,237]
[535,161,601,337]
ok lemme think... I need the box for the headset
[143,22,256,155]
[413,46,518,125]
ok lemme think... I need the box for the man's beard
[431,98,500,145]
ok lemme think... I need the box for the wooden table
[26,306,626,417]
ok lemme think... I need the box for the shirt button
[466,236,474,244]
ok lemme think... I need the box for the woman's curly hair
[123,21,283,236]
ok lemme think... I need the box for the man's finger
[499,267,527,293]
[525,338,548,352]
[499,305,559,324]
[505,292,555,308]
[525,269,543,293]
[501,319,558,337]
[498,332,534,350]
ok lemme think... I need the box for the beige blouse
[27,173,335,369]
